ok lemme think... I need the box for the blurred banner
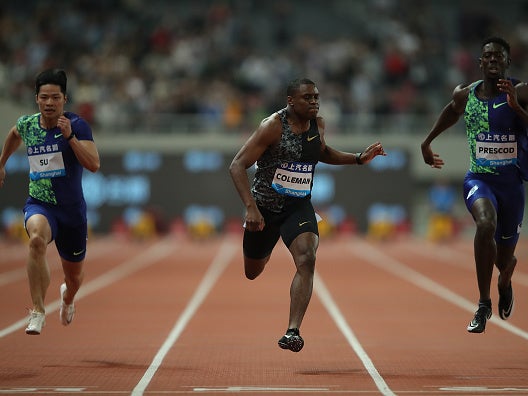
[0,148,412,236]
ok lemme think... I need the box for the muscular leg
[25,214,52,313]
[496,243,517,320]
[61,258,84,305]
[242,222,279,280]
[470,198,497,302]
[496,245,516,289]
[286,232,318,329]
[244,256,270,280]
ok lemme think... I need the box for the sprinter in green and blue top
[18,111,92,205]
[421,37,528,334]
[465,77,525,176]
[0,69,100,335]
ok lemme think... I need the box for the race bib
[28,148,66,180]
[272,162,314,197]
[475,132,517,167]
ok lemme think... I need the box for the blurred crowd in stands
[1,0,528,135]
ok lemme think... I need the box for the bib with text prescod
[272,161,314,197]
[28,144,66,180]
[475,132,518,167]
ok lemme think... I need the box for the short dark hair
[35,68,67,95]
[482,36,511,56]
[287,78,315,97]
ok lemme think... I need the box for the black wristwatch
[67,132,75,141]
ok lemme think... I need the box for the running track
[1,232,528,395]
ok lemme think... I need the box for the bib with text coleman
[28,144,66,180]
[272,161,314,197]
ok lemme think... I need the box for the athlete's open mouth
[487,64,500,73]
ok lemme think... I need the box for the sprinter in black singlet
[229,78,386,352]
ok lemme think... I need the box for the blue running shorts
[463,172,524,246]
[23,197,88,262]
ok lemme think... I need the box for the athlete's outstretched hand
[360,141,386,164]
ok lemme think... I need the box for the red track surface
[1,233,528,395]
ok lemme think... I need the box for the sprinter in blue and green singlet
[422,37,528,333]
[0,69,100,335]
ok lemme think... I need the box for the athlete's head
[35,69,67,95]
[479,37,511,79]
[286,78,319,120]
[481,36,510,57]
[287,78,315,97]
[35,69,68,119]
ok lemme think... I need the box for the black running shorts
[243,198,319,259]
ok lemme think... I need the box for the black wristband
[67,132,75,141]
[356,152,364,165]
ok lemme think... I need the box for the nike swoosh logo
[307,135,319,142]
[54,133,63,138]
[501,297,514,317]
[73,250,85,256]
[501,235,514,240]
[466,185,478,200]
[298,221,311,227]
[493,102,508,109]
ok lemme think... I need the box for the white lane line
[351,238,528,340]
[403,238,528,287]
[315,272,397,396]
[193,386,329,392]
[0,238,117,287]
[131,238,237,396]
[0,267,26,287]
[0,237,177,338]
[439,386,528,393]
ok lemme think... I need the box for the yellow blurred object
[427,214,455,242]
[223,99,243,129]
[131,213,157,239]
[317,217,334,238]
[188,219,216,239]
[4,219,28,242]
[367,221,395,241]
